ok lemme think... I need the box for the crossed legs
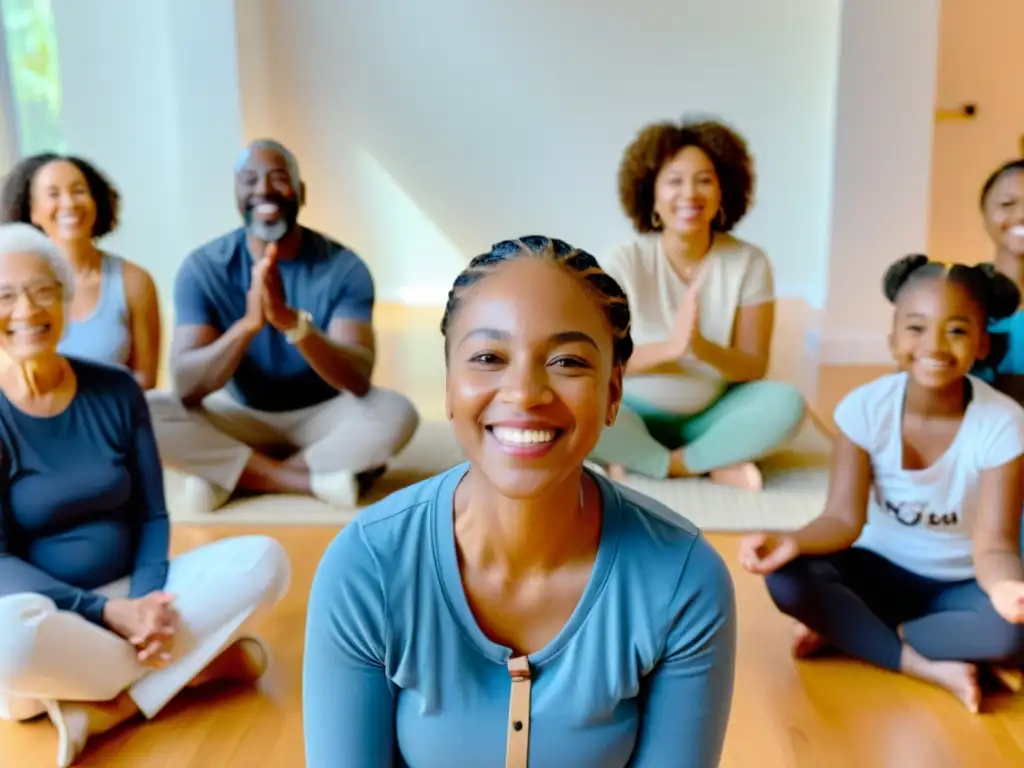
[590,380,806,488]
[765,548,1024,711]
[148,388,419,510]
[0,535,291,765]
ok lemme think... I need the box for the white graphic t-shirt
[835,372,1024,581]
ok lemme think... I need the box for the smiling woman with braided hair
[303,236,736,768]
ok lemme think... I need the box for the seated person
[976,158,1024,398]
[740,255,1024,713]
[0,153,161,389]
[303,236,736,768]
[589,117,805,490]
[147,139,419,511]
[0,224,290,768]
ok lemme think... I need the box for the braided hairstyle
[883,254,1020,371]
[0,153,121,238]
[440,235,634,367]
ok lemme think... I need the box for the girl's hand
[989,580,1024,624]
[738,533,800,574]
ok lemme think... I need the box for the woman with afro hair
[0,153,161,390]
[590,117,805,490]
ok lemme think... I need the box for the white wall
[51,0,243,321]
[32,1,947,368]
[928,0,1024,267]
[808,0,941,365]
[237,0,841,306]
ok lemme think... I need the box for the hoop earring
[651,211,662,229]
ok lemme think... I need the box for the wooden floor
[3,308,1022,767]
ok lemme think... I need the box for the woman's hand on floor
[988,580,1024,624]
[738,533,799,575]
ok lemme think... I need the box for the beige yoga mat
[166,419,831,532]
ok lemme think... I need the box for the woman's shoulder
[601,476,732,599]
[711,233,770,267]
[602,235,659,269]
[599,236,661,297]
[109,255,157,296]
[327,464,463,568]
[68,357,140,394]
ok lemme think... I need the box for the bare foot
[900,644,981,713]
[607,464,628,483]
[791,622,832,659]
[709,462,763,491]
[189,637,269,689]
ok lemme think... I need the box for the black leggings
[765,548,1024,671]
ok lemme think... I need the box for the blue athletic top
[0,359,169,625]
[173,227,375,412]
[303,463,736,768]
[57,252,132,368]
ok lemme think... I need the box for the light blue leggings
[590,380,806,479]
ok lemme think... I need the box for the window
[0,0,63,157]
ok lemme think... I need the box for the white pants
[0,535,290,722]
[146,388,420,492]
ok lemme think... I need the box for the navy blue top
[303,464,736,768]
[173,226,375,412]
[0,359,170,625]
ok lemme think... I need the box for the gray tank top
[58,253,132,367]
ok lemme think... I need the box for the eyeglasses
[0,283,62,312]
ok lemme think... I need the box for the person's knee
[755,381,806,425]
[144,389,193,433]
[986,617,1024,663]
[764,560,815,617]
[365,388,420,452]
[0,594,57,688]
[240,535,292,606]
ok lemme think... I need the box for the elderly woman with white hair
[0,223,291,767]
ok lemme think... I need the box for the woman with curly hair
[0,154,161,389]
[590,117,805,490]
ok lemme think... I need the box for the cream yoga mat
[166,419,831,532]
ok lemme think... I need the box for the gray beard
[248,218,289,242]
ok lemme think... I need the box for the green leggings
[590,380,806,479]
